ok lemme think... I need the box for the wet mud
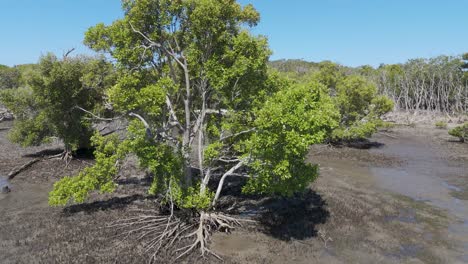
[0,120,467,263]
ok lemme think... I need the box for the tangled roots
[109,209,252,262]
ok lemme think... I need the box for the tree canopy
[0,65,20,90]
[50,0,338,209]
[45,2,343,258]
[0,54,115,150]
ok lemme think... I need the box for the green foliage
[0,87,54,146]
[49,133,126,206]
[435,121,447,129]
[371,95,394,117]
[51,0,340,211]
[241,82,339,195]
[8,111,54,147]
[124,120,184,185]
[448,123,468,143]
[0,54,115,150]
[311,61,343,91]
[331,120,378,141]
[377,121,396,130]
[330,75,393,141]
[0,86,39,119]
[0,65,20,89]
[126,120,213,210]
[150,177,214,210]
[335,75,376,125]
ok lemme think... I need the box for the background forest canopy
[3,53,468,113]
[269,54,468,113]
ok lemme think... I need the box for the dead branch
[165,96,184,132]
[212,160,245,206]
[63,48,76,59]
[73,106,123,121]
[7,148,79,180]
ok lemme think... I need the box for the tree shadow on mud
[24,148,64,158]
[333,139,385,149]
[23,147,96,161]
[214,177,330,241]
[62,194,146,216]
[447,139,465,144]
[254,190,329,241]
[116,176,152,187]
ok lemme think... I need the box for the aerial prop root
[109,209,255,262]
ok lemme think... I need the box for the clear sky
[1,0,467,67]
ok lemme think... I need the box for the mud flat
[0,120,467,263]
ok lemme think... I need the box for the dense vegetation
[0,0,466,260]
[449,123,468,142]
[0,64,20,90]
[47,0,339,259]
[269,60,394,141]
[0,54,114,152]
[271,55,468,114]
[0,63,39,90]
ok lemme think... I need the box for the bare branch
[63,48,75,59]
[128,112,153,139]
[220,128,256,141]
[195,109,228,115]
[212,160,245,206]
[216,158,240,163]
[165,95,184,131]
[7,159,41,180]
[129,22,185,69]
[73,106,123,122]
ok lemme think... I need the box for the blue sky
[1,0,467,67]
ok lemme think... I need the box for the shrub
[329,75,394,141]
[435,121,447,129]
[0,54,114,151]
[448,123,468,142]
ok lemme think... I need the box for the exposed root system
[110,208,253,262]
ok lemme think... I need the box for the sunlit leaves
[49,133,125,206]
[0,54,114,150]
[241,82,339,195]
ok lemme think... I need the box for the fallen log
[7,158,41,180]
[7,151,74,181]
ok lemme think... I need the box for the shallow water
[313,131,468,262]
[0,176,10,198]
[369,134,468,262]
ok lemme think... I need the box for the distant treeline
[0,64,39,90]
[3,54,467,114]
[269,54,468,113]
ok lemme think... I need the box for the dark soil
[1,120,467,263]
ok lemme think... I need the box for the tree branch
[129,22,185,69]
[212,160,245,206]
[220,128,256,141]
[129,112,153,139]
[165,95,184,132]
[73,106,123,121]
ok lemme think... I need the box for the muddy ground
[0,120,467,264]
